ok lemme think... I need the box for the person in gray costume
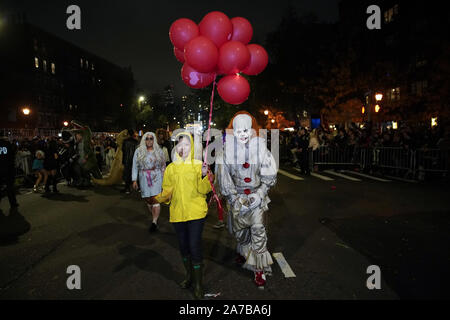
[216,111,277,289]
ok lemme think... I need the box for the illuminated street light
[139,96,145,103]
[22,107,31,116]
[375,104,380,113]
[264,110,269,116]
[63,121,69,127]
[271,119,275,123]
[375,93,383,101]
[431,117,438,127]
[361,106,365,114]
[392,121,398,130]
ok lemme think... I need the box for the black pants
[172,218,205,264]
[122,165,132,191]
[0,174,18,208]
[299,150,310,174]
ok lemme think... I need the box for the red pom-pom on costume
[244,177,251,183]
[243,162,250,168]
[244,189,251,195]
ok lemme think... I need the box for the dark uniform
[121,135,138,193]
[0,138,18,208]
[298,130,310,175]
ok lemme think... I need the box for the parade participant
[32,150,48,192]
[0,135,19,209]
[132,132,166,233]
[122,129,138,194]
[216,111,277,289]
[148,132,213,299]
[156,128,172,166]
[44,139,59,193]
[59,130,79,186]
[71,121,102,187]
[92,130,128,186]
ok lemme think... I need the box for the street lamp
[431,117,438,127]
[139,96,145,103]
[63,121,69,127]
[264,110,269,116]
[375,104,381,113]
[271,119,275,123]
[375,93,383,101]
[22,107,31,116]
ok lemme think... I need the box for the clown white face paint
[233,114,252,145]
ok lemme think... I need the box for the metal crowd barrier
[310,146,449,180]
[1,128,59,139]
[311,146,367,167]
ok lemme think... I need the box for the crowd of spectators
[10,134,118,190]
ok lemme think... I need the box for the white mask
[233,114,252,145]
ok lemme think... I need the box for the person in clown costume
[216,111,278,289]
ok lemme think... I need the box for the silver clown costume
[217,112,277,278]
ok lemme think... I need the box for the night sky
[1,0,340,98]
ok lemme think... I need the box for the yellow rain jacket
[155,132,212,223]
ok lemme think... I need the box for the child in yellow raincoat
[149,131,213,299]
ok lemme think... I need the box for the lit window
[51,63,56,75]
[86,60,89,69]
[388,87,401,101]
[34,57,39,69]
[69,104,73,110]
[43,60,47,72]
[91,63,95,71]
[412,80,428,96]
[384,4,399,24]
[80,58,84,68]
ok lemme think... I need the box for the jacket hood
[174,131,195,162]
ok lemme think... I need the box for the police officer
[0,135,19,210]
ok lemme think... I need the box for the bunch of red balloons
[169,11,269,105]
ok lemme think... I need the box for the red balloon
[181,64,215,89]
[173,47,185,63]
[217,74,250,105]
[169,18,199,50]
[230,17,253,44]
[242,44,269,75]
[184,36,219,73]
[218,41,250,75]
[199,11,233,48]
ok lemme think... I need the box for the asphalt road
[1,167,449,300]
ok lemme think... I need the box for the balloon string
[204,74,224,221]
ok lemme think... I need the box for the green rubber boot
[179,257,192,289]
[192,263,204,300]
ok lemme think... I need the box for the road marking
[342,170,391,182]
[272,252,296,278]
[323,170,362,181]
[278,169,304,180]
[293,167,335,181]
[311,172,335,181]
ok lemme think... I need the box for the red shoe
[235,254,246,265]
[254,271,266,288]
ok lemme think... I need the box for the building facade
[0,13,135,132]
[337,0,450,125]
